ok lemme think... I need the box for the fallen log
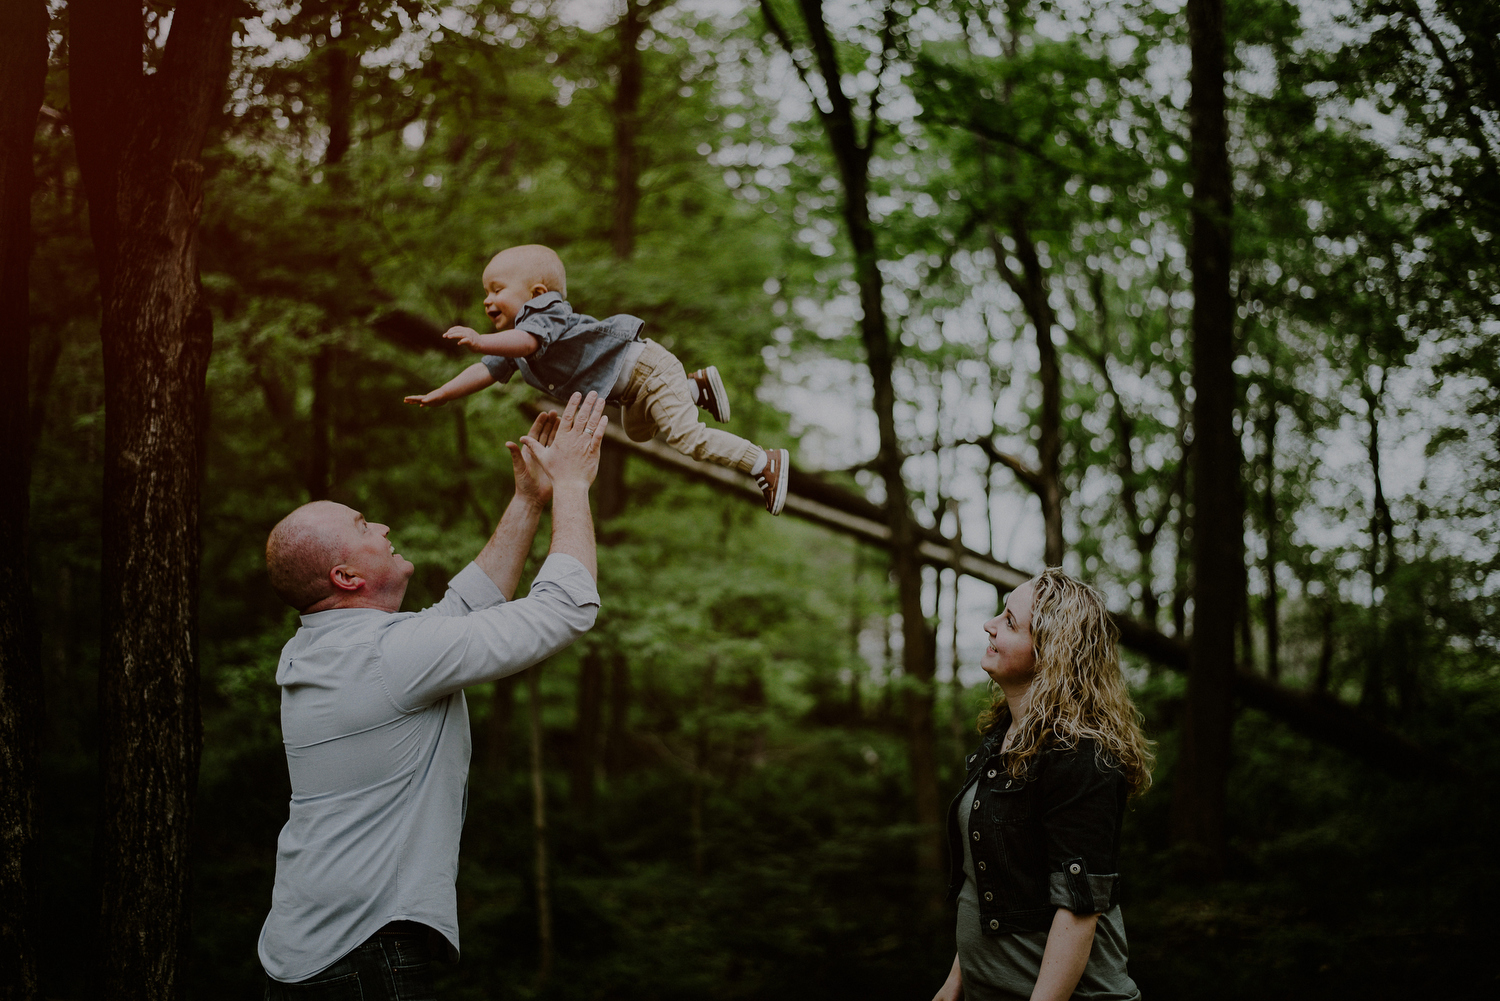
[523,402,1449,776]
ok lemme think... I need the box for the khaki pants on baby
[619,339,760,474]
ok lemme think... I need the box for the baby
[405,244,789,515]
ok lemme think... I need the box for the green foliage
[22,0,1500,998]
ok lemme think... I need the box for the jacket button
[984,892,993,901]
[1069,863,1082,874]
[1005,779,1013,788]
[987,769,997,779]
[989,919,1000,930]
[971,800,980,811]
[972,831,980,841]
[978,861,986,871]
[968,755,976,763]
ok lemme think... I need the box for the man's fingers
[558,392,583,429]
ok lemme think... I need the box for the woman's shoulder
[1038,736,1127,782]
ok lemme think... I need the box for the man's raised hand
[518,392,607,492]
[507,410,560,506]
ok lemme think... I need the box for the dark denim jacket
[946,714,1127,935]
[481,292,644,404]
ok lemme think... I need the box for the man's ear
[329,565,364,593]
[530,282,550,298]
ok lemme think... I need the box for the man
[258,393,609,999]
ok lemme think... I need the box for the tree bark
[1170,0,1237,879]
[69,0,236,995]
[0,4,49,997]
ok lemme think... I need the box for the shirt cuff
[1048,861,1117,914]
[449,562,507,611]
[530,553,601,608]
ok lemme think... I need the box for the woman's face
[981,580,1036,688]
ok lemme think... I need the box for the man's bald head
[266,501,351,611]
[487,244,567,297]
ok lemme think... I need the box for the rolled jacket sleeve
[379,554,600,710]
[1038,742,1125,914]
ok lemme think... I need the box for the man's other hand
[518,392,606,492]
[508,410,560,507]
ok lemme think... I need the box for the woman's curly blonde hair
[977,568,1155,796]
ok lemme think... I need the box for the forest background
[1,0,1498,998]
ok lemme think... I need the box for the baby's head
[481,244,567,331]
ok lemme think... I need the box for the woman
[931,569,1153,1001]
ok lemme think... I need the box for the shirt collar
[519,290,567,317]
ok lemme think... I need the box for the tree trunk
[0,4,49,997]
[69,1,236,995]
[1170,0,1236,879]
[605,652,630,776]
[485,674,517,772]
[527,664,553,986]
[762,0,945,887]
[1261,400,1279,680]
[571,651,604,810]
[610,3,651,258]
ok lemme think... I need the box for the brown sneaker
[688,365,731,422]
[755,447,788,515]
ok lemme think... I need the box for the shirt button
[1069,863,1082,874]
[971,800,980,811]
[548,383,556,390]
[987,769,997,778]
[989,919,1000,930]
[968,755,976,763]
[978,861,986,871]
[984,892,993,901]
[972,831,980,841]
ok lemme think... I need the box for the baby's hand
[443,326,486,352]
[404,392,447,407]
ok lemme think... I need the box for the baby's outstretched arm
[405,362,495,407]
[444,325,540,357]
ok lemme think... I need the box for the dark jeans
[264,926,438,1000]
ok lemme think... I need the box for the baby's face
[481,256,541,331]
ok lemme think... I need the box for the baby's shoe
[689,366,731,422]
[755,447,788,516]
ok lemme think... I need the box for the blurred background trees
[7,0,1500,998]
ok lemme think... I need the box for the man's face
[481,256,541,332]
[321,503,415,609]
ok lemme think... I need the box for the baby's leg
[630,344,761,472]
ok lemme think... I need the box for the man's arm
[518,391,606,580]
[472,409,560,598]
[404,361,494,407]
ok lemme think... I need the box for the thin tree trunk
[761,0,944,887]
[527,664,553,986]
[485,674,517,772]
[1170,0,1236,879]
[571,652,603,810]
[605,652,630,776]
[610,3,650,258]
[1261,401,1279,680]
[0,3,49,997]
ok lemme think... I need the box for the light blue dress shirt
[258,555,599,982]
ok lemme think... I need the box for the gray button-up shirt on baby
[481,291,644,404]
[257,555,599,983]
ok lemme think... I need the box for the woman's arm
[1030,907,1099,1001]
[931,952,963,1001]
